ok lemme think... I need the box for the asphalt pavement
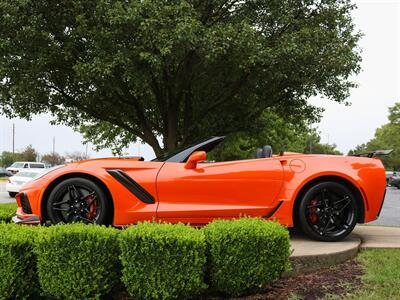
[0,181,14,204]
[0,181,398,226]
[370,186,400,226]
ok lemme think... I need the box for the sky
[0,0,399,160]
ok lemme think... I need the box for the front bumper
[13,193,40,225]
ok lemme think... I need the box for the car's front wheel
[47,177,111,225]
[298,181,357,242]
[8,192,17,198]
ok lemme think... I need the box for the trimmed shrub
[0,203,18,222]
[119,222,207,300]
[203,218,291,296]
[35,223,120,300]
[0,223,42,299]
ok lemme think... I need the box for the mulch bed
[230,259,364,300]
[111,259,364,300]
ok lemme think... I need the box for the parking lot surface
[0,182,398,225]
[0,181,14,204]
[370,187,400,226]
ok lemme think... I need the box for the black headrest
[262,145,273,158]
[255,148,263,158]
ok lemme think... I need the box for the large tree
[210,110,342,161]
[21,145,39,162]
[0,0,361,156]
[349,103,400,170]
[41,152,66,166]
[0,151,23,167]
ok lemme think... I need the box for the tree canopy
[41,152,66,166]
[0,0,361,156]
[349,103,400,170]
[0,145,38,167]
[210,110,342,161]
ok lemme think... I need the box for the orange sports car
[13,136,387,241]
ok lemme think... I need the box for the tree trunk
[166,107,178,152]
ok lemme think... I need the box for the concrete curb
[288,235,361,276]
[353,225,400,249]
[287,225,400,276]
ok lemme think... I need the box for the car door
[156,157,284,223]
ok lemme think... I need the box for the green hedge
[203,218,291,296]
[0,218,291,299]
[35,224,120,300]
[119,222,207,300]
[0,223,41,299]
[0,203,17,223]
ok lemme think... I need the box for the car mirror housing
[184,151,207,169]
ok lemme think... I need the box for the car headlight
[32,165,65,181]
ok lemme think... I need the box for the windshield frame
[152,136,225,163]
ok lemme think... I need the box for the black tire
[47,177,111,225]
[8,192,17,198]
[298,181,357,242]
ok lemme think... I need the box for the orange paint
[14,152,386,228]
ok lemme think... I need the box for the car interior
[255,145,273,158]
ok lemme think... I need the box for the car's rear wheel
[8,192,17,198]
[298,181,357,242]
[47,178,110,225]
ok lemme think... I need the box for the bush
[35,223,119,300]
[203,218,290,296]
[0,203,17,223]
[119,222,206,300]
[0,223,42,299]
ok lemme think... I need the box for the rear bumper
[377,188,387,217]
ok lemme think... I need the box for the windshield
[152,137,225,163]
[16,172,41,178]
[152,144,196,162]
[10,162,25,168]
[152,137,219,162]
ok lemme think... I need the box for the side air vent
[106,169,155,204]
[20,193,33,214]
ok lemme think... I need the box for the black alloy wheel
[47,178,110,225]
[298,181,357,242]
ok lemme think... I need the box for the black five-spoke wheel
[298,181,357,242]
[47,178,110,225]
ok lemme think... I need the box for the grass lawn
[345,249,400,300]
[0,177,8,182]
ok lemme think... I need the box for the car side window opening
[152,136,274,163]
[30,163,44,168]
[24,163,28,168]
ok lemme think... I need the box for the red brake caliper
[86,195,97,220]
[308,199,318,224]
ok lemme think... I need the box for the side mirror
[185,151,206,169]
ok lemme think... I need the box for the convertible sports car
[13,136,387,241]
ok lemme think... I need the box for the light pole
[12,123,15,154]
[52,136,55,155]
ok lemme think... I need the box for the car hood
[76,156,144,164]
